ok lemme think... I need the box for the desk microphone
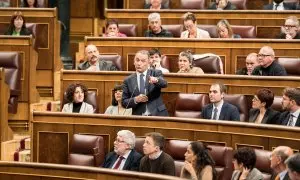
[123,84,137,115]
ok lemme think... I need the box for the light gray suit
[62,102,94,114]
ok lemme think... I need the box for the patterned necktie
[113,156,124,169]
[212,108,218,120]
[287,114,294,126]
[140,73,145,94]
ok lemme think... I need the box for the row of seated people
[69,131,300,180]
[102,13,300,39]
[0,0,46,8]
[61,81,300,127]
[78,44,299,77]
[142,0,300,10]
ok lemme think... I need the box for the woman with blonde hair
[216,19,241,38]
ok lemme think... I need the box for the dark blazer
[249,108,280,124]
[102,150,142,171]
[77,59,118,71]
[201,102,240,121]
[122,69,168,116]
[208,2,237,10]
[278,111,300,127]
[4,27,31,35]
[263,2,296,10]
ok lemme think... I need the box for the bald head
[245,52,259,75]
[271,146,294,172]
[258,46,275,68]
[274,146,294,158]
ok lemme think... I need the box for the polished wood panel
[0,68,13,160]
[61,70,300,115]
[0,8,61,97]
[0,161,179,180]
[77,37,300,74]
[31,112,300,164]
[106,9,300,38]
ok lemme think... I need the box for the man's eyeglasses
[114,139,126,144]
[284,25,297,29]
[257,54,272,58]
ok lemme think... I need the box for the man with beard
[277,88,300,127]
[102,130,142,171]
[201,83,240,121]
[144,13,173,37]
[78,44,118,71]
[263,0,297,10]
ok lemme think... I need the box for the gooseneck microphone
[123,84,137,115]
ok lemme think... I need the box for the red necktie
[113,156,124,169]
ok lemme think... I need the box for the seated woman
[178,50,204,74]
[249,88,280,124]
[180,12,210,39]
[232,147,263,180]
[23,0,38,8]
[149,48,169,73]
[62,83,94,114]
[105,84,132,115]
[103,19,127,37]
[5,11,31,36]
[144,0,167,9]
[181,141,217,180]
[208,0,236,10]
[216,19,241,38]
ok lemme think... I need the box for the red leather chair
[135,137,145,155]
[161,25,183,38]
[271,96,283,112]
[180,0,205,9]
[174,93,210,118]
[119,24,137,37]
[68,134,105,167]
[193,54,223,74]
[62,91,99,113]
[161,55,170,70]
[277,58,300,76]
[224,94,249,122]
[198,25,218,38]
[229,0,247,9]
[254,149,273,180]
[232,25,256,38]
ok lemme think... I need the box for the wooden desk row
[61,70,300,116]
[77,37,300,74]
[0,8,61,98]
[106,9,300,38]
[0,161,178,180]
[31,111,300,164]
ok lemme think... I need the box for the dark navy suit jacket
[278,111,300,127]
[263,2,296,10]
[102,150,142,171]
[201,102,240,121]
[249,108,280,124]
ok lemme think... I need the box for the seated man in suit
[285,153,300,180]
[208,0,236,10]
[263,0,296,10]
[201,83,240,121]
[144,0,168,9]
[270,146,294,180]
[252,46,287,76]
[236,53,259,75]
[78,44,118,71]
[139,132,175,176]
[102,130,142,171]
[144,13,173,38]
[122,50,169,116]
[278,88,300,127]
[277,16,300,40]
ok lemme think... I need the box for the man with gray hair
[102,130,142,171]
[278,16,300,39]
[285,153,300,180]
[144,12,173,37]
[270,146,294,180]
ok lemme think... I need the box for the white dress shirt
[112,150,132,170]
[212,100,224,120]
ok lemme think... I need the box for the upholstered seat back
[175,93,209,118]
[229,0,247,9]
[254,149,272,180]
[277,58,300,76]
[193,54,223,74]
[271,96,283,112]
[0,52,22,113]
[180,0,205,9]
[224,94,248,121]
[68,134,105,167]
[119,24,137,37]
[232,25,256,38]
[62,91,99,113]
[161,25,183,37]
[198,25,218,38]
[134,137,145,155]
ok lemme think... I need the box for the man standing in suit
[270,146,294,180]
[78,44,118,71]
[263,0,296,10]
[102,130,142,171]
[201,83,240,121]
[278,88,300,127]
[122,50,169,116]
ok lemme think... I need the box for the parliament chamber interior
[0,0,299,179]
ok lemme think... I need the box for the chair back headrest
[100,54,122,71]
[254,149,272,179]
[165,140,191,160]
[175,93,209,118]
[232,25,256,38]
[277,58,300,76]
[62,91,99,113]
[119,24,137,37]
[70,134,102,154]
[229,0,247,9]
[25,23,37,38]
[180,0,205,9]
[135,137,145,155]
[271,96,283,112]
[161,55,170,70]
[193,54,223,74]
[198,25,218,38]
[161,25,182,38]
[224,94,248,121]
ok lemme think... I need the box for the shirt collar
[121,149,132,159]
[291,108,300,118]
[279,170,288,180]
[149,150,163,160]
[136,70,148,77]
[213,99,224,109]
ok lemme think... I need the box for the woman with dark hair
[216,19,241,38]
[249,88,280,124]
[103,19,127,37]
[23,0,38,8]
[62,83,94,114]
[232,147,263,180]
[181,141,217,180]
[5,11,31,36]
[180,12,210,39]
[104,84,132,115]
[178,50,204,74]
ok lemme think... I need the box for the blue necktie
[140,74,145,94]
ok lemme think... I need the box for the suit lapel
[109,153,119,168]
[207,104,213,119]
[132,73,139,94]
[219,103,227,120]
[295,115,300,127]
[145,69,151,94]
[123,150,133,170]
[282,112,290,125]
[261,109,269,124]
[79,102,85,113]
